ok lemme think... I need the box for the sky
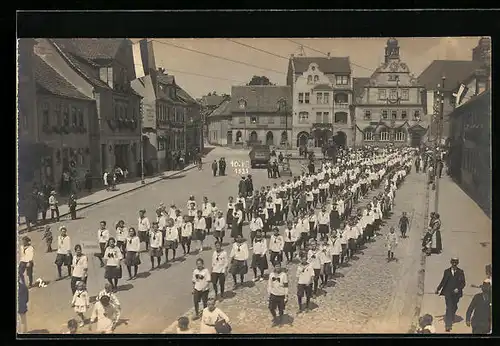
[131,37,482,99]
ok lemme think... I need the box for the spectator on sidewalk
[89,295,120,334]
[18,274,29,333]
[19,236,35,288]
[48,191,60,222]
[68,194,77,220]
[211,160,218,177]
[435,257,466,332]
[103,171,109,191]
[416,314,435,334]
[466,279,491,334]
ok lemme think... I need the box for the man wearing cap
[435,257,466,332]
[48,191,60,222]
[466,279,491,334]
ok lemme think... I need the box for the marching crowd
[18,144,419,334]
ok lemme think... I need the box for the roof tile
[417,60,483,91]
[293,57,351,74]
[51,39,125,61]
[230,85,292,113]
[208,99,232,118]
[34,55,91,100]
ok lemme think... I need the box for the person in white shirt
[230,205,244,240]
[168,204,177,220]
[48,191,60,222]
[96,221,110,267]
[229,235,249,288]
[192,258,211,319]
[296,252,315,313]
[269,227,284,267]
[164,218,179,263]
[308,209,318,242]
[71,280,90,327]
[251,230,269,282]
[319,239,332,288]
[115,220,127,255]
[97,282,121,311]
[149,222,163,270]
[338,223,348,265]
[283,220,298,263]
[264,196,275,237]
[211,241,228,301]
[19,236,34,287]
[307,241,322,296]
[89,295,120,334]
[305,188,314,210]
[201,197,213,236]
[125,228,141,280]
[267,262,289,326]
[180,215,193,255]
[193,210,207,252]
[297,212,310,251]
[317,206,330,241]
[103,238,123,291]
[137,209,151,251]
[273,193,283,226]
[249,211,264,248]
[319,180,329,205]
[329,230,342,276]
[55,226,72,280]
[70,244,88,294]
[186,196,197,222]
[200,298,231,334]
[213,211,226,244]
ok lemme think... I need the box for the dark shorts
[250,254,269,271]
[138,231,148,243]
[104,265,122,279]
[164,240,178,250]
[321,262,332,276]
[149,247,163,257]
[297,283,312,298]
[205,217,212,230]
[54,253,72,266]
[194,229,205,241]
[125,251,141,266]
[230,260,248,276]
[213,230,225,239]
[332,254,340,266]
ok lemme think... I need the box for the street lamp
[238,98,247,147]
[434,76,445,213]
[277,97,288,155]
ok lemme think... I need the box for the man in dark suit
[466,279,491,334]
[435,257,466,332]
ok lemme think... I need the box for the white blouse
[149,231,163,248]
[181,222,193,237]
[104,246,123,267]
[71,254,88,278]
[98,229,110,244]
[164,226,178,241]
[194,217,206,230]
[57,235,71,254]
[138,217,150,233]
[115,227,127,242]
[126,236,140,252]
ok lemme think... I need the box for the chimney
[327,52,331,59]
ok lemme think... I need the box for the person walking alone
[466,279,491,334]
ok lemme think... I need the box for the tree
[248,75,273,86]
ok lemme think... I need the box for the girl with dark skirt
[269,227,284,267]
[103,238,123,291]
[249,211,264,248]
[148,222,163,270]
[19,236,34,288]
[175,209,183,243]
[213,211,226,244]
[264,197,275,237]
[308,209,318,242]
[319,239,332,289]
[305,188,314,210]
[338,223,348,265]
[193,210,207,253]
[229,235,249,289]
[55,226,72,280]
[283,220,298,264]
[236,193,247,223]
[231,205,243,239]
[180,215,193,255]
[70,244,88,294]
[201,197,213,236]
[226,197,235,227]
[125,228,141,280]
[329,230,342,276]
[164,218,179,262]
[115,220,127,255]
[137,209,151,252]
[192,258,211,320]
[273,193,283,226]
[297,211,310,251]
[282,196,290,224]
[312,185,320,209]
[97,221,110,267]
[251,230,269,282]
[307,241,322,296]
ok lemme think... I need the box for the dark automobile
[249,145,271,168]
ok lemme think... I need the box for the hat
[139,209,146,213]
[451,257,459,262]
[51,191,56,195]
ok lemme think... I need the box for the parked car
[249,145,271,168]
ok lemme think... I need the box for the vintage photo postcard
[17,36,491,335]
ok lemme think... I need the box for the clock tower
[384,37,400,64]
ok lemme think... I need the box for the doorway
[266,131,274,146]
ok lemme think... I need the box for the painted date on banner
[231,160,250,175]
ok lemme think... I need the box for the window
[390,89,398,100]
[280,116,286,125]
[364,129,374,141]
[382,110,388,119]
[379,89,387,100]
[336,75,348,85]
[239,116,245,124]
[316,112,322,123]
[298,93,304,104]
[380,130,390,141]
[401,110,407,119]
[334,112,348,124]
[324,93,330,104]
[395,131,406,142]
[304,93,310,104]
[402,89,409,100]
[157,138,165,151]
[414,110,421,120]
[388,74,398,81]
[364,110,371,120]
[54,103,61,126]
[313,75,319,83]
[391,110,397,119]
[78,109,84,127]
[42,102,50,126]
[63,105,70,126]
[323,112,329,123]
[316,92,323,104]
[298,112,309,124]
[307,75,312,84]
[250,116,257,124]
[268,116,275,124]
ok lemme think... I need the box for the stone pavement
[17,165,196,233]
[420,176,491,334]
[163,168,428,334]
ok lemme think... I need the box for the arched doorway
[250,131,258,143]
[226,131,233,145]
[266,131,274,146]
[296,131,309,147]
[334,131,347,147]
[313,129,328,148]
[324,129,333,143]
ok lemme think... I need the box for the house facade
[287,55,353,148]
[353,38,426,147]
[229,85,292,147]
[206,98,231,146]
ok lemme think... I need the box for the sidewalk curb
[17,165,196,233]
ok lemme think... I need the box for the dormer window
[307,75,312,84]
[311,66,316,71]
[313,75,319,83]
